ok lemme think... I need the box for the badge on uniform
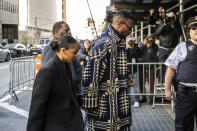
[188,45,194,51]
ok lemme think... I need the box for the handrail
[177,4,197,15]
[130,1,195,42]
[166,3,179,12]
[132,25,155,34]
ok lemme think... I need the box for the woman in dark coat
[78,39,91,68]
[27,35,84,131]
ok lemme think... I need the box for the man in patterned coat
[82,10,135,131]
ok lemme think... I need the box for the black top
[27,55,84,131]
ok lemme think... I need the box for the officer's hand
[165,89,174,100]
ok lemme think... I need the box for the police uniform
[165,16,197,131]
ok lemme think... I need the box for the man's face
[60,24,71,36]
[119,19,134,38]
[189,24,197,42]
[56,24,71,39]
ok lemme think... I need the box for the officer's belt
[177,83,197,93]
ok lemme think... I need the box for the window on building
[8,2,10,12]
[4,2,8,11]
[16,6,18,13]
[2,1,4,10]
[0,0,2,10]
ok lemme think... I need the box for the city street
[0,61,31,131]
[0,61,175,131]
[0,61,10,98]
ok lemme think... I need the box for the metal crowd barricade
[127,62,174,111]
[9,56,37,104]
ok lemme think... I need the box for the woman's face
[62,43,79,63]
[84,40,91,49]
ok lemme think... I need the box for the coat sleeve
[82,43,108,109]
[27,68,52,131]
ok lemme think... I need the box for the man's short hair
[112,10,135,24]
[52,21,67,35]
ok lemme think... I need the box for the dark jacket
[139,44,158,63]
[77,47,91,68]
[155,22,181,48]
[27,55,84,131]
[41,39,56,66]
[127,47,142,74]
[41,40,82,104]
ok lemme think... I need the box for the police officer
[165,16,197,131]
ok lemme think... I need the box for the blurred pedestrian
[139,34,158,104]
[126,37,142,108]
[78,39,92,69]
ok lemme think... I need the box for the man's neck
[111,25,125,39]
[191,39,197,45]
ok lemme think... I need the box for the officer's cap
[186,16,197,28]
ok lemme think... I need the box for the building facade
[0,0,19,43]
[18,0,62,44]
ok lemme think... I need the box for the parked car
[0,45,11,62]
[4,43,29,57]
[29,46,42,55]
[35,44,46,50]
[39,38,50,45]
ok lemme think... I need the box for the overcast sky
[66,0,110,39]
[19,0,110,40]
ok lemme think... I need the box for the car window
[17,46,24,48]
[46,40,50,44]
[40,40,44,44]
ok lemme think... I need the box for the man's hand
[165,89,174,100]
[128,74,136,86]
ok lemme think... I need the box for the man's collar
[106,25,123,45]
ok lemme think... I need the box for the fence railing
[127,63,174,111]
[9,56,36,103]
[7,58,175,111]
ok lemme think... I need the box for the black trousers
[175,88,197,131]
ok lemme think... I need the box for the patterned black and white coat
[82,25,132,131]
